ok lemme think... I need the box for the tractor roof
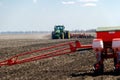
[96,26,120,32]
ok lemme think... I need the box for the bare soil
[0,34,120,80]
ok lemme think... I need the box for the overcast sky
[0,0,120,32]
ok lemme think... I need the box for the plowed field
[0,34,120,80]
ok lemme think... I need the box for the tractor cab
[54,25,65,32]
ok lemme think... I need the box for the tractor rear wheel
[65,31,70,39]
[61,33,64,39]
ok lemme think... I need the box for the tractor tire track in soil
[0,38,120,80]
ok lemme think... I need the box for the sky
[0,0,120,32]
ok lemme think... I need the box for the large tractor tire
[52,31,55,39]
[61,33,64,39]
[65,31,70,39]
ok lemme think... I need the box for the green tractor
[52,25,70,39]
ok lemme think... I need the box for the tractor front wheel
[52,31,55,39]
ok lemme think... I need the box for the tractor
[1,26,120,74]
[51,25,70,39]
